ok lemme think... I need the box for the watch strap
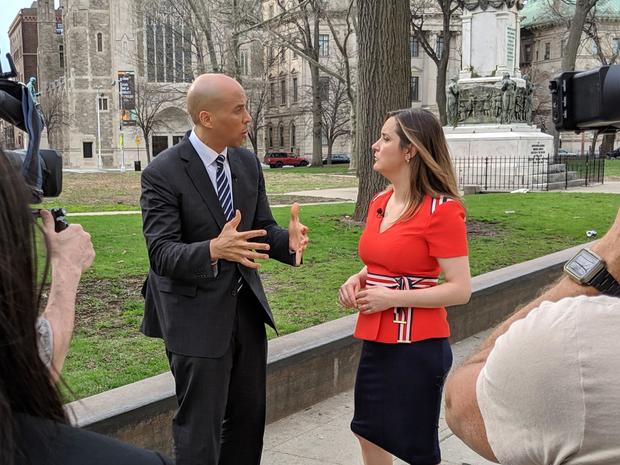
[590,268,620,297]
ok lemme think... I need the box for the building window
[613,38,620,54]
[560,40,565,57]
[270,82,275,107]
[290,122,296,147]
[592,40,598,55]
[319,34,329,57]
[410,37,419,58]
[279,124,285,147]
[292,77,298,103]
[436,36,444,59]
[146,18,192,83]
[98,97,108,111]
[240,49,249,75]
[544,42,550,60]
[280,47,286,64]
[269,4,274,18]
[524,43,532,62]
[411,76,419,102]
[280,79,287,105]
[536,49,539,61]
[83,141,93,158]
[268,126,273,147]
[97,32,103,52]
[319,77,330,102]
[59,44,64,68]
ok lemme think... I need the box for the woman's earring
[406,157,411,163]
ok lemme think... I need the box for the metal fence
[453,155,605,192]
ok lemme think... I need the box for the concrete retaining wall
[66,242,590,454]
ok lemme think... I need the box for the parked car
[606,147,620,159]
[264,151,309,168]
[322,153,351,165]
[558,148,576,157]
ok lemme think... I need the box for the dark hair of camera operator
[0,152,171,465]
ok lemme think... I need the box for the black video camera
[550,64,620,133]
[0,52,67,231]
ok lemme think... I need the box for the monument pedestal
[445,124,554,191]
[444,124,553,159]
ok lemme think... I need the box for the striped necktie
[215,154,234,221]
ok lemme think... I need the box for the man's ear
[199,110,214,129]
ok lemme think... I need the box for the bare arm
[39,210,95,382]
[444,208,620,460]
[355,257,471,313]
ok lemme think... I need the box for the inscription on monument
[506,27,516,70]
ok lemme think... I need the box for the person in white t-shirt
[444,208,620,464]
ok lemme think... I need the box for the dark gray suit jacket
[140,135,295,357]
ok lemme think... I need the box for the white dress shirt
[188,129,234,210]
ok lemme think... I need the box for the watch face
[564,249,606,283]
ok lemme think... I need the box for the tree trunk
[436,54,449,125]
[327,140,334,164]
[310,18,323,167]
[310,65,324,166]
[601,133,616,156]
[145,133,152,163]
[348,99,358,174]
[562,0,597,72]
[353,0,410,221]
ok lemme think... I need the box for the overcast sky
[1,0,58,74]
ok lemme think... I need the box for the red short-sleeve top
[354,191,468,344]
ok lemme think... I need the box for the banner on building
[118,71,137,126]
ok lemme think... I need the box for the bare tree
[354,0,411,221]
[133,80,185,162]
[39,88,71,148]
[322,75,351,164]
[321,0,358,171]
[561,0,599,72]
[410,0,462,125]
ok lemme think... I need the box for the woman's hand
[355,287,395,314]
[339,273,366,308]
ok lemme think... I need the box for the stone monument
[444,0,553,190]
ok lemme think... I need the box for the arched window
[268,126,273,148]
[97,32,103,52]
[290,122,296,148]
[279,124,285,147]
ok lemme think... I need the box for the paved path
[264,329,496,465]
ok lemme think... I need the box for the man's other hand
[288,202,309,266]
[210,210,270,269]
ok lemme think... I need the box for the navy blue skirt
[351,338,453,465]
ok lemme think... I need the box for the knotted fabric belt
[366,272,439,343]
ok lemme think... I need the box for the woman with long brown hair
[339,109,471,465]
[0,152,171,465]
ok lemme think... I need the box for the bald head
[187,74,245,125]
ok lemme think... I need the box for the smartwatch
[564,248,620,297]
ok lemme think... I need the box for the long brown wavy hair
[0,151,67,465]
[386,108,461,219]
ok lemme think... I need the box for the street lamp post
[118,80,126,172]
[96,91,103,169]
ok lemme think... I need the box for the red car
[263,151,309,168]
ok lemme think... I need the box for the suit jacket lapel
[180,138,227,229]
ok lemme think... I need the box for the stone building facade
[260,0,461,162]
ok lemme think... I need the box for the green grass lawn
[41,166,357,213]
[605,159,620,178]
[58,192,620,400]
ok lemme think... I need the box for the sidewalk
[263,328,495,465]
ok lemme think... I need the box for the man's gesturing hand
[288,202,309,266]
[210,210,270,269]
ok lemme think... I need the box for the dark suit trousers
[166,288,267,465]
